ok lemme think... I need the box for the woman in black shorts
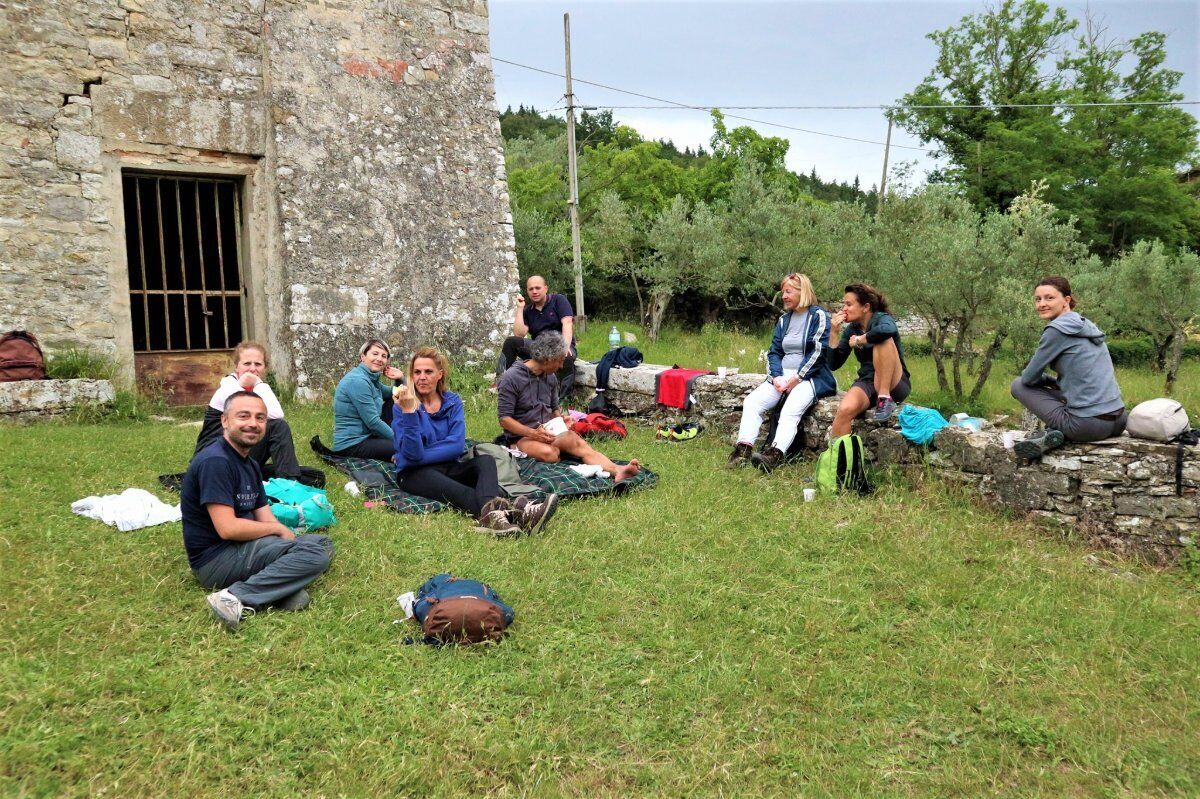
[826,283,911,437]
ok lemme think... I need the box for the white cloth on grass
[569,464,611,479]
[71,488,181,532]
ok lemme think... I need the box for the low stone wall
[573,360,1198,564]
[0,379,115,421]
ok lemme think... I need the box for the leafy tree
[894,0,1200,256]
[876,184,1090,401]
[1078,241,1200,393]
[584,192,647,323]
[642,196,703,341]
[511,207,570,288]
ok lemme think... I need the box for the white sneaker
[207,589,252,631]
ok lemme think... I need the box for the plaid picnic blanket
[310,437,657,515]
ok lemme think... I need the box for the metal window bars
[123,173,245,352]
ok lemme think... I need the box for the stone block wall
[2,0,515,394]
[573,360,1199,564]
[0,378,115,420]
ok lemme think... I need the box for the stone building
[1,0,517,402]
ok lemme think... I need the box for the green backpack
[815,434,873,495]
[264,477,337,533]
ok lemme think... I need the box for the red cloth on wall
[655,368,711,409]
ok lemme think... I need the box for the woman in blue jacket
[332,338,406,460]
[729,273,836,472]
[393,347,558,536]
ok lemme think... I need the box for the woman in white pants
[729,273,837,473]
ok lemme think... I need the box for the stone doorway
[122,171,246,405]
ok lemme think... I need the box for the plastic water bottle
[608,326,620,350]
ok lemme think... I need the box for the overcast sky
[488,0,1199,187]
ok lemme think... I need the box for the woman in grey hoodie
[1011,276,1128,459]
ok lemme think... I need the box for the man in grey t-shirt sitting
[496,332,641,483]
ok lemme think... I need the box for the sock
[878,394,891,403]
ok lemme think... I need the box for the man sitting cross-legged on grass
[497,331,641,483]
[182,391,334,632]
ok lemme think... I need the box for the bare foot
[614,459,641,481]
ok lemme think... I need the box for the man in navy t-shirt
[495,274,578,398]
[182,391,334,631]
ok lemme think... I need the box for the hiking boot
[275,589,310,612]
[512,493,559,536]
[752,446,786,473]
[873,396,897,422]
[207,589,252,631]
[474,497,520,537]
[1014,429,1066,461]
[727,442,753,468]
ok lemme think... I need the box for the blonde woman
[729,273,836,472]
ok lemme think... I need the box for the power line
[492,55,1198,152]
[492,56,933,151]
[565,100,1200,110]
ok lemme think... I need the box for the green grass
[2,397,1199,797]
[580,319,1200,423]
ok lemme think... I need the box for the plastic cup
[803,488,816,502]
[717,366,727,378]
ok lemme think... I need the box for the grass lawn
[1,391,1198,797]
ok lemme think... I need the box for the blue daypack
[413,573,515,644]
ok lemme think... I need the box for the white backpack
[1125,398,1190,442]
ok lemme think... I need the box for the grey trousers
[1010,379,1127,443]
[192,534,334,608]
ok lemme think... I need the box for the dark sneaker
[513,493,559,535]
[207,589,252,631]
[752,446,786,473]
[873,396,897,422]
[727,442,753,468]
[275,589,310,612]
[474,509,521,536]
[1014,429,1066,461]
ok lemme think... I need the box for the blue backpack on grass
[413,573,515,645]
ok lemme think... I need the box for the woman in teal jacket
[332,338,406,460]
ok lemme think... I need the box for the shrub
[45,348,119,381]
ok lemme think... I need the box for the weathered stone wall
[573,360,1199,564]
[0,378,115,420]
[1,0,515,393]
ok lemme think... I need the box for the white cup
[717,366,727,378]
[803,488,816,502]
[344,481,361,497]
[542,416,568,436]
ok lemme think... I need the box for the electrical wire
[492,56,932,151]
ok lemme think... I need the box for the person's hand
[772,376,789,392]
[394,383,419,413]
[515,295,526,310]
[781,376,799,392]
[384,365,405,382]
[849,334,867,349]
[274,524,296,541]
[830,311,846,334]
[533,428,556,444]
[238,372,260,390]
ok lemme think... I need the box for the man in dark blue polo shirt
[495,275,577,398]
[182,391,334,631]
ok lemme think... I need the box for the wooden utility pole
[878,113,893,211]
[563,12,586,332]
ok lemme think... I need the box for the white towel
[568,464,611,479]
[71,488,182,532]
